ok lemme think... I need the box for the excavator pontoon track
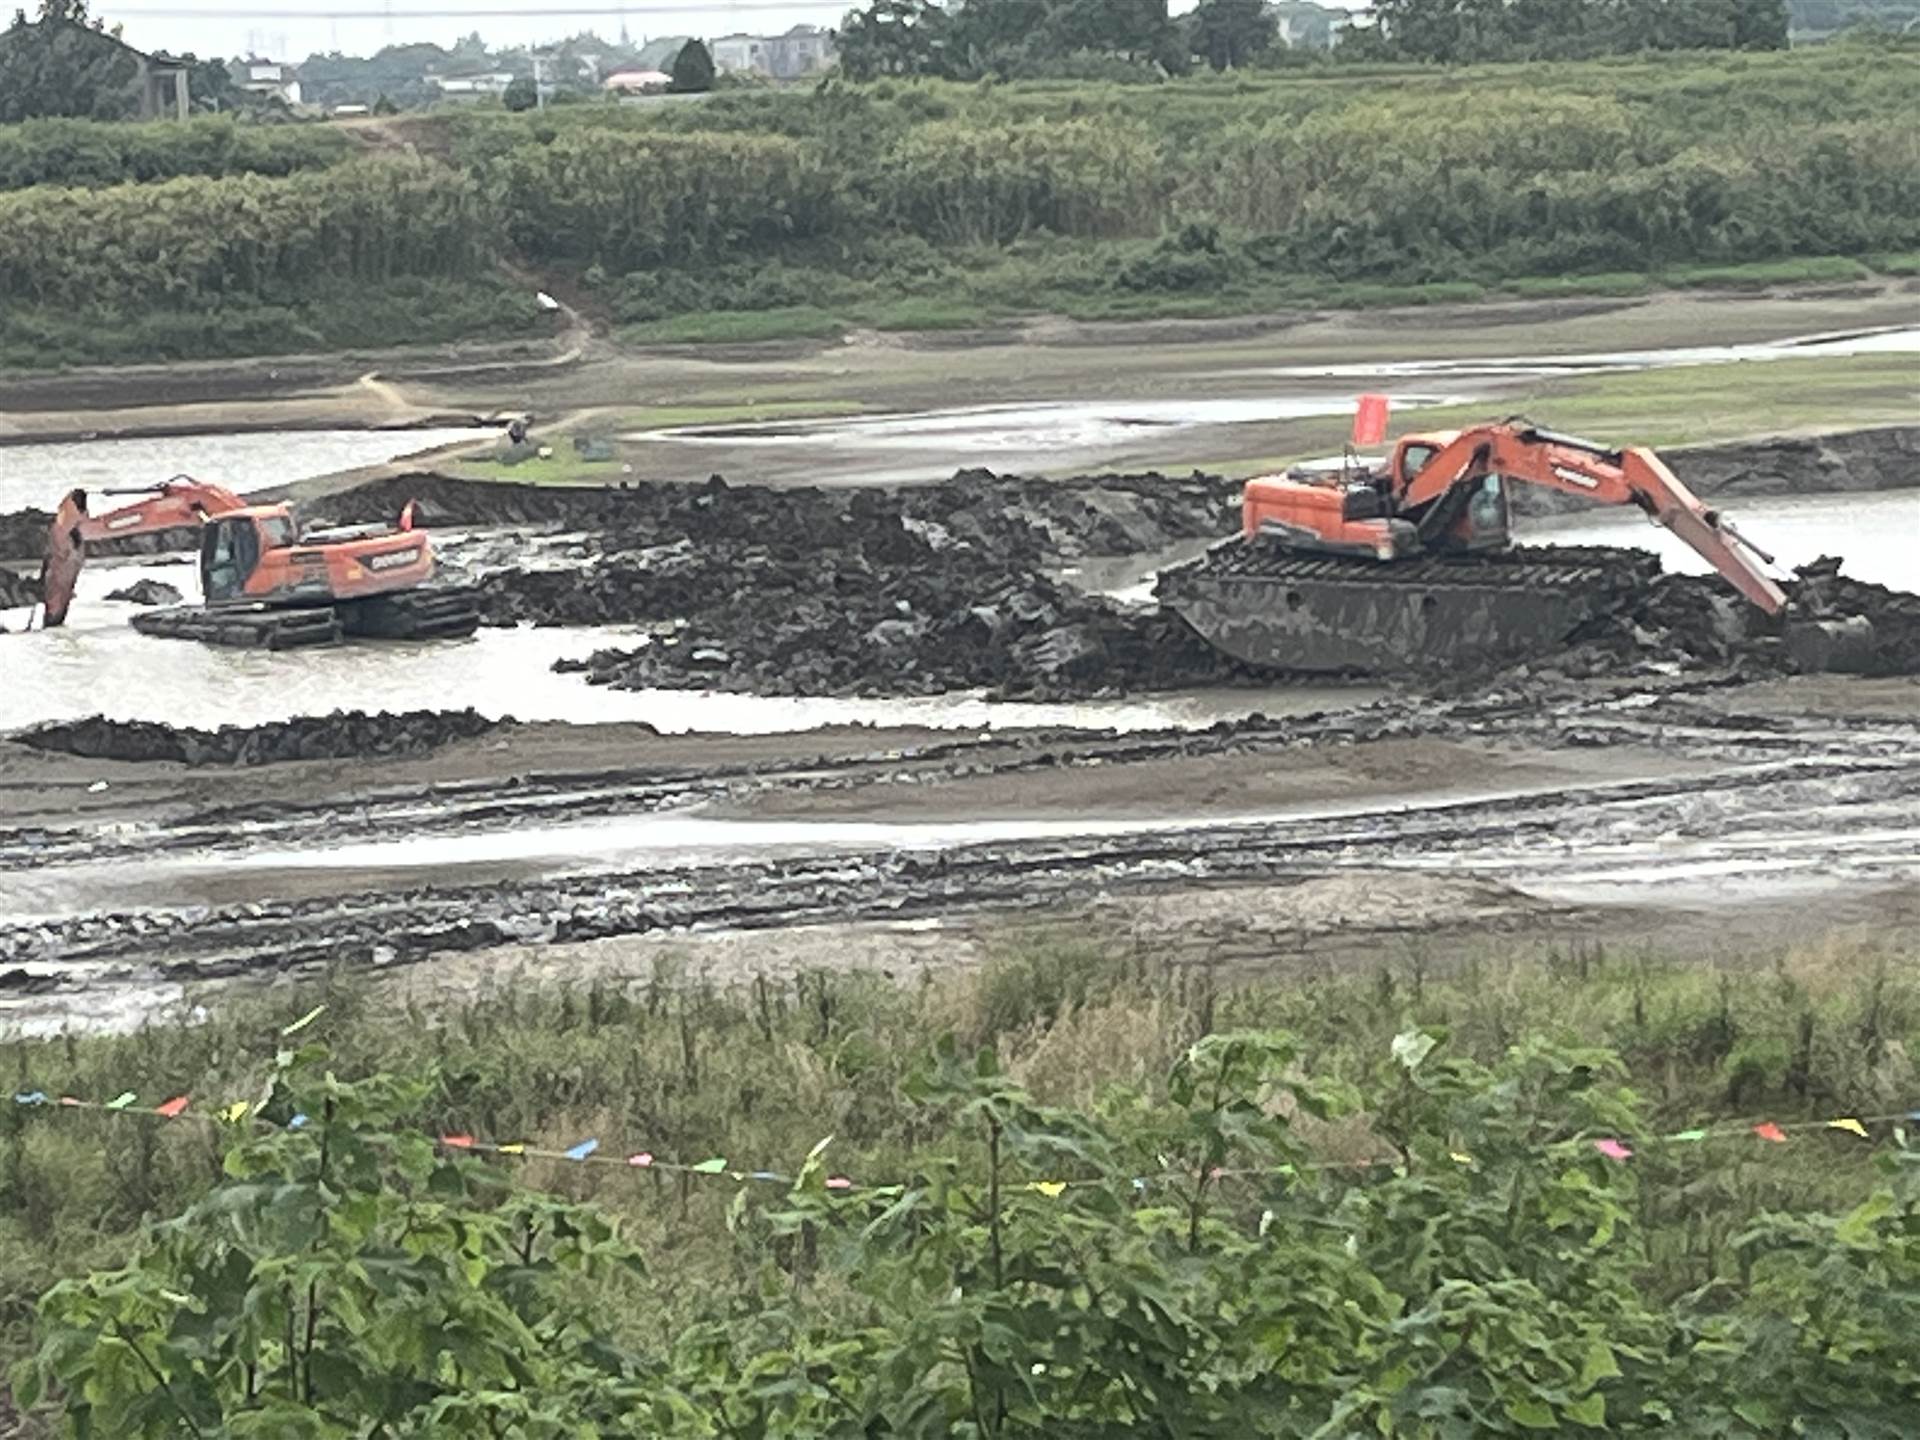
[1156,542,1661,675]
[130,586,481,650]
[133,604,343,650]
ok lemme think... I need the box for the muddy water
[629,326,1918,483]
[1241,324,1920,380]
[631,392,1467,484]
[0,428,488,515]
[0,559,1374,734]
[1522,490,1919,588]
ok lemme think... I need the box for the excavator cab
[200,515,261,602]
[1391,436,1512,554]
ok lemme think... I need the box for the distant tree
[0,1,142,121]
[669,35,715,90]
[180,51,240,110]
[1186,0,1276,68]
[835,0,957,78]
[502,72,538,110]
[372,92,397,114]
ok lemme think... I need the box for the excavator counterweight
[1158,420,1814,675]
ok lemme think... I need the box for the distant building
[1268,1,1349,48]
[230,58,302,107]
[711,25,836,80]
[632,35,690,71]
[602,68,672,93]
[427,71,516,99]
[0,19,191,120]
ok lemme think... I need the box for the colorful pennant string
[9,1085,1911,1203]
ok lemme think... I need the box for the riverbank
[1,285,1913,474]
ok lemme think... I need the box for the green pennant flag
[1665,1128,1709,1143]
[104,1092,136,1111]
[690,1157,728,1174]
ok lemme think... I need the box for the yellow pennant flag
[498,1143,525,1155]
[1827,1117,1869,1139]
[220,1101,251,1124]
[1027,1181,1067,1198]
[1449,1152,1474,1167]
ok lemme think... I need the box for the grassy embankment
[0,44,1914,367]
[2,929,1912,1383]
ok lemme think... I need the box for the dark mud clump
[501,491,1244,700]
[1507,559,1920,683]
[318,468,1242,563]
[0,568,39,610]
[104,578,183,606]
[13,709,503,766]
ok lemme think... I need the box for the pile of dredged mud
[411,470,1918,699]
[327,467,1243,562]
[13,709,501,766]
[463,476,1249,700]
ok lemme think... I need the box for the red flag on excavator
[1353,393,1391,447]
[399,500,417,532]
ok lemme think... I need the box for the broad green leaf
[1392,1030,1438,1070]
[1503,1397,1558,1430]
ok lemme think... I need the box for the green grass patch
[1503,271,1655,299]
[1661,255,1877,289]
[1867,249,1920,276]
[852,297,999,331]
[619,305,849,345]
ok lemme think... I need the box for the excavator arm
[1398,423,1788,614]
[78,477,246,544]
[37,478,246,629]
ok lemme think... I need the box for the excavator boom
[1398,425,1787,614]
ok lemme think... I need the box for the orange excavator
[1156,418,1855,673]
[37,477,479,648]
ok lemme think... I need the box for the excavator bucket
[38,490,89,629]
[1156,542,1657,675]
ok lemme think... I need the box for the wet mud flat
[1,674,1916,1032]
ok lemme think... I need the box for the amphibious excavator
[38,478,479,648]
[1156,418,1855,673]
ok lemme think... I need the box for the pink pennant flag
[627,1152,654,1168]
[440,1134,475,1149]
[1752,1122,1788,1144]
[154,1096,190,1119]
[1593,1139,1634,1161]
[825,1176,853,1190]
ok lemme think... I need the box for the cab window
[1397,443,1440,483]
[259,516,294,549]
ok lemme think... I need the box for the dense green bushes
[8,938,1918,1434]
[495,131,839,270]
[0,155,493,309]
[0,115,348,191]
[0,47,1914,362]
